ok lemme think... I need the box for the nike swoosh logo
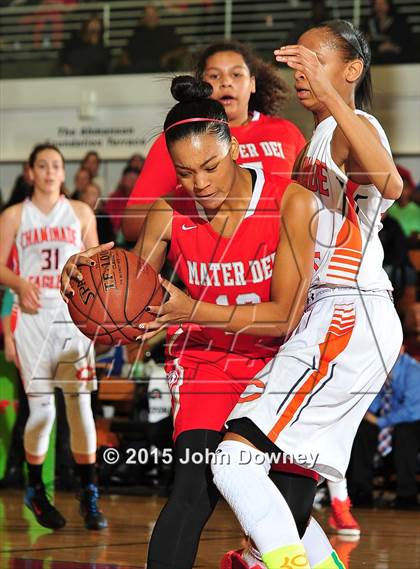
[182,224,197,230]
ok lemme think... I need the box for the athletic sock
[312,551,346,569]
[303,517,346,568]
[302,517,333,566]
[27,463,43,488]
[328,479,349,502]
[262,544,310,569]
[77,463,96,487]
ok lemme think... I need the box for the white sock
[212,440,301,556]
[302,517,334,567]
[328,479,348,502]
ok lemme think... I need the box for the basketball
[68,248,164,345]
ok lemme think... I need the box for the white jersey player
[0,143,109,532]
[13,195,95,394]
[137,21,404,569]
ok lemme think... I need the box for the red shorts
[165,347,319,482]
[165,349,269,439]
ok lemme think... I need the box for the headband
[164,117,228,134]
[329,20,367,63]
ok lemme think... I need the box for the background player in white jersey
[0,144,108,531]
[145,21,403,569]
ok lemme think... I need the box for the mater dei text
[187,254,276,287]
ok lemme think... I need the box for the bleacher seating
[0,0,419,79]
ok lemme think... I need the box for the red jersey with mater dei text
[166,167,289,358]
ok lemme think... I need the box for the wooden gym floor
[0,491,419,568]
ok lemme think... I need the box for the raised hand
[274,44,336,103]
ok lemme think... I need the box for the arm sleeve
[127,133,178,208]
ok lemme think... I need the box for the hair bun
[171,75,213,103]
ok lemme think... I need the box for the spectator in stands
[117,4,185,73]
[127,153,146,171]
[81,150,106,192]
[6,162,33,208]
[20,0,64,49]
[404,303,420,358]
[71,167,91,199]
[380,213,417,315]
[349,350,420,510]
[105,166,140,232]
[286,0,330,44]
[59,15,110,76]
[77,181,115,245]
[363,0,414,63]
[388,165,420,249]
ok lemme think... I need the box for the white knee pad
[212,440,300,553]
[64,393,96,455]
[212,440,271,533]
[24,394,56,457]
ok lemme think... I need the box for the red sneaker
[328,497,361,536]
[220,548,266,569]
[220,549,248,569]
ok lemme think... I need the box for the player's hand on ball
[138,277,194,341]
[60,241,114,301]
[274,44,335,102]
[18,279,41,314]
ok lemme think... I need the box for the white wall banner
[0,74,174,162]
[1,106,167,161]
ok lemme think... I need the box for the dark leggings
[147,428,316,568]
[147,429,222,569]
[270,471,317,538]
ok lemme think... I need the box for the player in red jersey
[61,75,326,569]
[121,40,306,242]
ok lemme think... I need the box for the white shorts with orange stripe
[226,287,402,482]
[12,303,96,394]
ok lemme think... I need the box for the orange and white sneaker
[328,497,361,537]
[220,547,266,569]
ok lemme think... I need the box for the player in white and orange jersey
[0,144,108,531]
[280,16,403,541]
[145,21,404,569]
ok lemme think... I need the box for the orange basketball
[68,248,164,345]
